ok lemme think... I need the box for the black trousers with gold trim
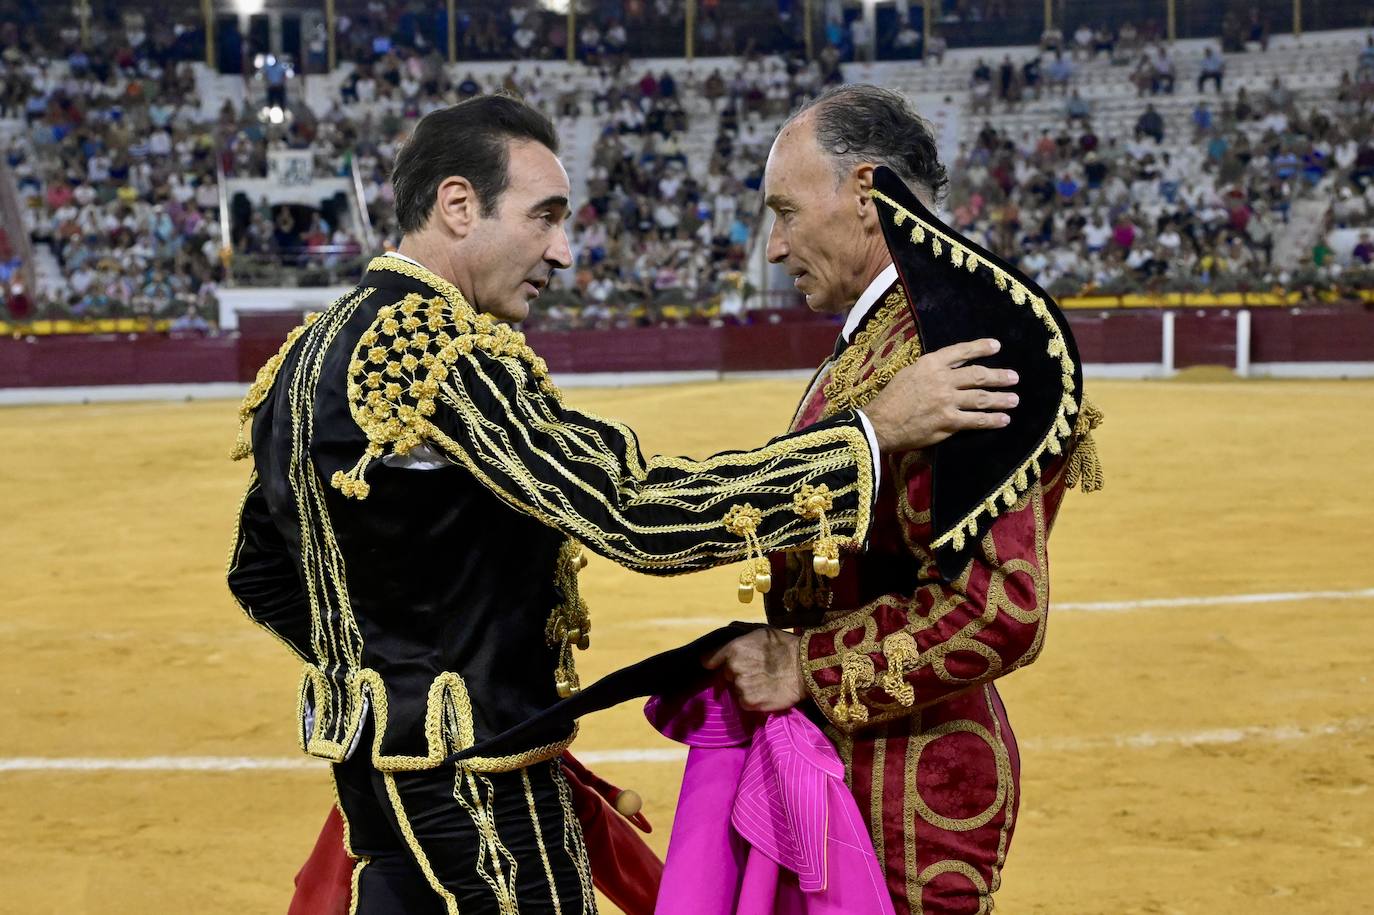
[332,731,596,914]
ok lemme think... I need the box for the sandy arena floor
[1,375,1371,914]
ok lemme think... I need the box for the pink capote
[646,679,896,915]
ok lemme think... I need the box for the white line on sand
[4,719,1368,774]
[624,587,1374,628]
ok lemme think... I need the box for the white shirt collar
[840,262,899,343]
[383,250,426,270]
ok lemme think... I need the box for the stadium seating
[1,9,1371,335]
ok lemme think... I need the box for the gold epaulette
[330,289,558,500]
[230,311,322,461]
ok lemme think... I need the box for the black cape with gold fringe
[869,165,1084,577]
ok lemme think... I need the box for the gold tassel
[793,484,842,578]
[230,427,252,461]
[548,540,592,696]
[1065,400,1106,493]
[330,443,383,500]
[724,503,771,602]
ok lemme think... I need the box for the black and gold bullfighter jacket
[227,254,877,773]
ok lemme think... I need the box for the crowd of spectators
[525,52,834,330]
[950,68,1374,298]
[2,22,226,329]
[4,6,1374,332]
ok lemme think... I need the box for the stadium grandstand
[0,0,1372,387]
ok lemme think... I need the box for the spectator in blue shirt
[1192,101,1214,136]
[1197,47,1224,93]
[263,56,288,108]
[1047,52,1074,95]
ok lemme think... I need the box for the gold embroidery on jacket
[230,308,330,460]
[823,286,922,418]
[555,762,596,915]
[454,768,520,913]
[382,772,461,915]
[799,481,1050,732]
[523,767,565,915]
[330,261,875,571]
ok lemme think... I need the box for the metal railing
[229,249,369,288]
[348,155,375,254]
[0,161,38,303]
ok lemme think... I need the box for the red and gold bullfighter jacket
[763,280,1102,915]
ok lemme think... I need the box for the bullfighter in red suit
[705,85,1103,914]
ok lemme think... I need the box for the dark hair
[390,94,559,233]
[790,84,949,203]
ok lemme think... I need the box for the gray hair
[789,84,949,203]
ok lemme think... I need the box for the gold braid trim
[230,310,323,460]
[1064,398,1106,493]
[382,772,462,915]
[546,539,592,698]
[822,287,922,418]
[870,188,1081,553]
[296,664,573,773]
[330,279,559,500]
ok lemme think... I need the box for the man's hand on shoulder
[704,627,805,713]
[863,337,1019,453]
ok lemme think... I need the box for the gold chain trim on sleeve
[870,188,1082,553]
[546,539,592,698]
[230,310,323,460]
[724,503,771,603]
[1064,398,1105,493]
[330,282,559,500]
[793,483,843,578]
